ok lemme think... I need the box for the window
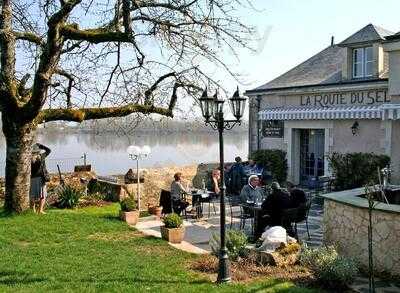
[353,47,373,78]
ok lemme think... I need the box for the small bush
[210,230,248,261]
[56,185,82,209]
[250,149,288,184]
[299,245,358,289]
[163,213,183,228]
[120,197,137,212]
[328,152,390,191]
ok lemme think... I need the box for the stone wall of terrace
[322,188,400,277]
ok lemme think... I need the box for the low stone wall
[323,199,400,277]
[115,163,224,210]
[0,163,227,210]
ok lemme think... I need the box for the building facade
[245,24,400,185]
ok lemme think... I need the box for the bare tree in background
[0,0,254,212]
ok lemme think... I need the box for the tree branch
[55,69,74,108]
[144,72,176,105]
[60,25,132,43]
[14,31,44,46]
[37,103,173,123]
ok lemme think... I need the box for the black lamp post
[199,86,246,283]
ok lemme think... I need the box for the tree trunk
[2,116,36,213]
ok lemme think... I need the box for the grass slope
[0,204,315,292]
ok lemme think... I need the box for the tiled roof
[247,24,392,93]
[339,24,394,46]
[251,45,345,91]
[386,31,400,41]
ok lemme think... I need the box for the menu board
[261,120,284,138]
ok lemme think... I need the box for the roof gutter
[245,78,388,96]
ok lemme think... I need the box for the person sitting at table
[206,168,221,196]
[244,159,264,175]
[256,182,292,238]
[240,175,264,204]
[226,156,246,195]
[287,181,307,208]
[170,172,190,215]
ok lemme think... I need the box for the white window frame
[364,47,374,77]
[353,46,374,79]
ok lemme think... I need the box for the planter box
[148,206,162,218]
[119,210,139,225]
[160,226,185,244]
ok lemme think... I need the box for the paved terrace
[135,198,400,293]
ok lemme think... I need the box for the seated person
[244,159,264,175]
[256,182,292,238]
[240,175,264,204]
[287,181,307,208]
[206,168,221,197]
[170,172,189,215]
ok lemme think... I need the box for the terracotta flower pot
[119,210,139,225]
[160,226,185,244]
[148,206,162,218]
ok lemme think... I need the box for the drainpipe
[256,95,262,150]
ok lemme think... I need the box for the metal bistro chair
[295,199,312,239]
[238,203,254,231]
[227,194,241,229]
[281,198,312,240]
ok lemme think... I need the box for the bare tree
[0,0,254,212]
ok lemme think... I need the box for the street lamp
[127,145,151,211]
[199,86,246,283]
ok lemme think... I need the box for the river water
[0,131,248,176]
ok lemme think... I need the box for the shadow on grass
[0,271,47,286]
[130,277,209,285]
[101,214,120,221]
[0,208,17,218]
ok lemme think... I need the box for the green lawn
[0,204,316,292]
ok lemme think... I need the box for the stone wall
[116,163,223,210]
[323,199,400,277]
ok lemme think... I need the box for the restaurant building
[245,24,400,185]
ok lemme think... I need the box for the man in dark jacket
[287,181,307,208]
[256,182,292,238]
[226,156,246,195]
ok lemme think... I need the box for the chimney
[331,36,335,46]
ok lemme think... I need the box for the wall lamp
[351,121,359,136]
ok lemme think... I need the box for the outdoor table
[189,190,213,219]
[239,201,263,239]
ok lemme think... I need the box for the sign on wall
[262,120,284,138]
[300,89,389,107]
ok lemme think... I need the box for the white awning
[258,104,400,121]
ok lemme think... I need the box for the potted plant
[119,197,139,225]
[160,213,185,243]
[148,204,162,218]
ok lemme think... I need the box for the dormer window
[353,47,373,78]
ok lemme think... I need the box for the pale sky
[225,0,399,92]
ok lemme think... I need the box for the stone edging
[320,187,400,214]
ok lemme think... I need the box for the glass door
[300,129,325,186]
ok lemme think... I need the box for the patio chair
[294,199,312,239]
[159,189,172,215]
[227,194,241,228]
[238,204,254,231]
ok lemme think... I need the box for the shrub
[120,197,137,212]
[163,213,183,228]
[299,245,358,289]
[209,230,248,261]
[250,149,288,184]
[328,152,390,191]
[56,185,82,209]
